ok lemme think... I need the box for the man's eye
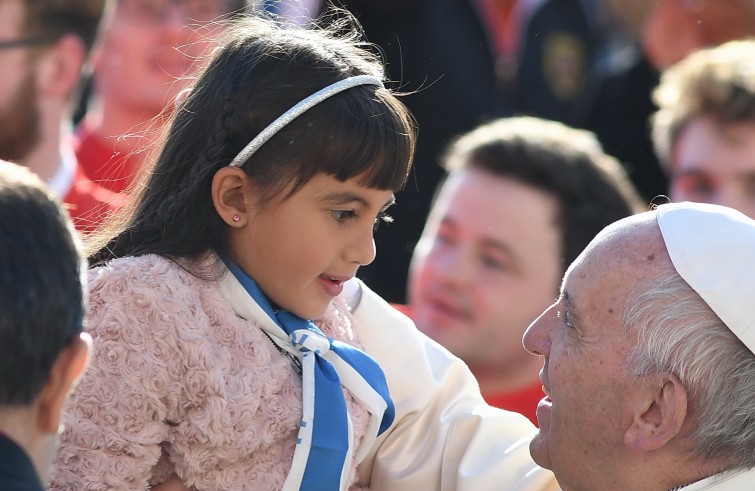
[482,255,506,270]
[745,179,755,198]
[557,310,574,329]
[678,175,715,196]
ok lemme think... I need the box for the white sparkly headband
[228,75,385,167]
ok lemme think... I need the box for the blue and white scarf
[220,256,395,491]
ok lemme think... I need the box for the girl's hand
[151,475,191,491]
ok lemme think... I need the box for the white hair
[622,269,755,468]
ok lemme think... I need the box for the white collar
[682,468,754,490]
[215,259,295,354]
[46,145,77,200]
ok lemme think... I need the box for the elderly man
[523,201,755,490]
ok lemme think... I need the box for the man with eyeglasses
[0,0,124,233]
[74,0,246,195]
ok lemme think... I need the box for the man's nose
[523,305,554,356]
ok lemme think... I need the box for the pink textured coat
[50,254,371,490]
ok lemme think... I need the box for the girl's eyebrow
[319,192,396,209]
[319,192,369,207]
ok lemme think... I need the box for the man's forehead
[675,118,755,172]
[576,209,658,256]
[561,212,669,296]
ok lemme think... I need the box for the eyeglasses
[117,0,234,24]
[0,36,56,50]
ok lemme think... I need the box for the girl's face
[228,173,395,320]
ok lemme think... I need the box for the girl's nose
[347,228,377,266]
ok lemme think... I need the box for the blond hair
[651,39,755,170]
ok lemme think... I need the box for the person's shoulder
[86,255,218,338]
[0,435,44,491]
[90,253,171,275]
[88,254,204,294]
[350,280,420,337]
[388,303,413,319]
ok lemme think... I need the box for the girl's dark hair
[87,13,416,266]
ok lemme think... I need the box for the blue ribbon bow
[221,255,394,490]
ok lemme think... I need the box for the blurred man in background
[74,0,246,193]
[652,40,755,219]
[0,0,122,232]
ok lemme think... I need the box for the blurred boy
[0,160,89,489]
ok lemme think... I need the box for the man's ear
[624,373,687,453]
[36,333,91,435]
[34,34,86,99]
[211,166,252,227]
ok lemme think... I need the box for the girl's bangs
[302,89,415,191]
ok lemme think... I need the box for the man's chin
[528,431,553,470]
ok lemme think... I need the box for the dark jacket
[0,433,44,491]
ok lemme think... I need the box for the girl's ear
[212,166,252,227]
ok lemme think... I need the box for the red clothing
[64,161,126,234]
[391,303,541,425]
[483,382,542,426]
[391,303,412,317]
[74,118,138,194]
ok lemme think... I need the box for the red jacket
[74,118,139,194]
[63,161,126,234]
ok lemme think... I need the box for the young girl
[49,13,557,491]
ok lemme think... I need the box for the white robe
[350,280,557,490]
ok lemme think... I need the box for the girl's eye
[373,211,393,231]
[332,210,357,222]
